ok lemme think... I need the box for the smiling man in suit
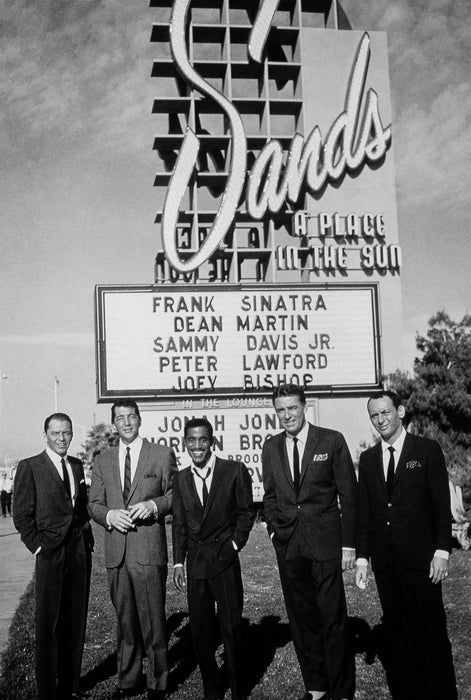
[356,390,457,700]
[13,413,93,700]
[262,383,356,700]
[89,399,177,700]
[172,418,256,700]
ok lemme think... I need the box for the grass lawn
[1,521,470,699]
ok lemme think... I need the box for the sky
[0,0,470,459]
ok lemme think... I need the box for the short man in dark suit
[89,399,177,700]
[172,418,256,700]
[13,413,93,700]
[356,390,457,700]
[262,384,356,700]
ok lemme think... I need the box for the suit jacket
[13,451,92,554]
[357,433,452,572]
[172,457,256,579]
[89,438,176,568]
[262,423,356,561]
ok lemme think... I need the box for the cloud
[0,1,154,164]
[0,332,94,347]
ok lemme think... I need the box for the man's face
[184,426,213,468]
[274,395,306,437]
[46,419,73,457]
[113,406,141,444]
[367,396,405,444]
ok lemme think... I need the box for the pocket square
[406,460,421,469]
[312,453,328,462]
[79,479,85,484]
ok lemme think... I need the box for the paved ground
[0,515,34,665]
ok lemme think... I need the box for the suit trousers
[276,553,354,700]
[374,551,457,700]
[187,559,244,699]
[107,548,168,691]
[35,528,91,700]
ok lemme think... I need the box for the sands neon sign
[162,0,392,274]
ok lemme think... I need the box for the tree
[387,311,471,507]
[78,423,118,469]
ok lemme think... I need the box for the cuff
[34,546,42,556]
[151,501,158,517]
[434,549,449,560]
[356,558,369,566]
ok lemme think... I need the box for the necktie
[123,447,131,501]
[292,437,300,492]
[61,458,71,499]
[386,446,395,498]
[195,468,211,506]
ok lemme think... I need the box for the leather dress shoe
[70,693,91,700]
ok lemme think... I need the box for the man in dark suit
[172,418,256,700]
[262,384,356,700]
[89,399,177,700]
[13,413,93,700]
[356,390,457,700]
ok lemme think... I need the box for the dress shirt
[118,436,143,489]
[285,421,308,480]
[357,428,448,565]
[46,447,76,503]
[191,453,216,505]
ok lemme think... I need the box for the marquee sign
[95,283,381,401]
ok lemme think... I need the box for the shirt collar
[381,427,407,455]
[119,435,143,453]
[191,452,216,475]
[285,420,309,445]
[46,447,68,467]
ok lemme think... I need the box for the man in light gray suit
[89,399,177,700]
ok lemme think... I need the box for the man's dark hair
[367,390,402,410]
[272,383,306,405]
[111,399,141,423]
[184,417,214,440]
[44,413,73,433]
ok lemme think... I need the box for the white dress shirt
[285,421,308,480]
[118,435,143,489]
[46,447,76,503]
[191,453,216,506]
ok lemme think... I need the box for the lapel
[372,442,387,494]
[108,446,126,506]
[299,424,322,489]
[126,438,148,504]
[42,451,65,490]
[182,464,204,514]
[276,433,294,490]
[203,457,224,522]
[69,457,80,497]
[393,432,414,488]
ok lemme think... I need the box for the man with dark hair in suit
[172,418,256,700]
[262,383,356,700]
[356,390,457,700]
[13,412,93,700]
[89,399,177,700]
